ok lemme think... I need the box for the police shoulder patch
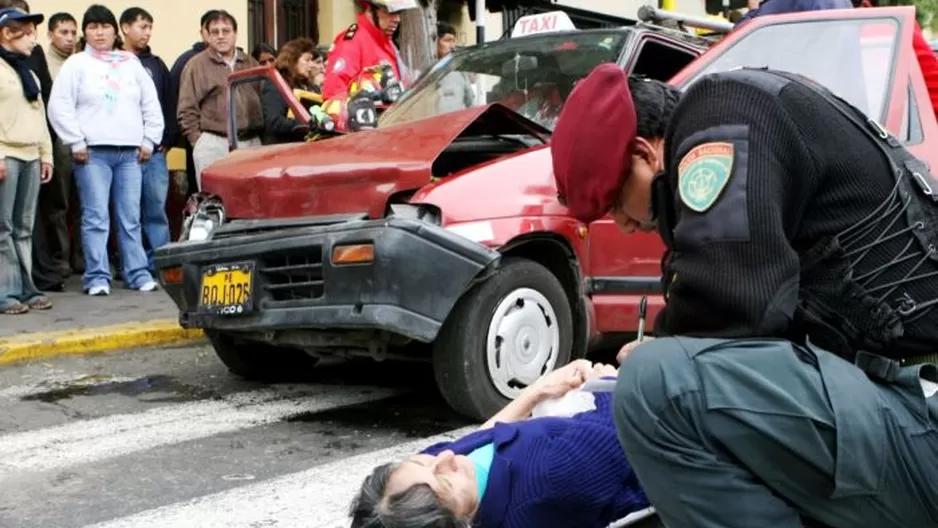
[344,23,358,40]
[677,142,735,213]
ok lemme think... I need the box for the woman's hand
[586,362,618,379]
[40,163,53,184]
[617,337,656,365]
[529,359,593,400]
[72,150,88,164]
[0,160,6,182]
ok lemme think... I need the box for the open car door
[672,5,938,179]
[671,6,919,139]
[224,66,317,152]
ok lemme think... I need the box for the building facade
[29,0,707,64]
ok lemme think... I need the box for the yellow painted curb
[0,319,206,366]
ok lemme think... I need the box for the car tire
[432,257,574,421]
[207,330,320,382]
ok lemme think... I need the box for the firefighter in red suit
[322,0,417,101]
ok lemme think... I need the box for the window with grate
[248,0,267,50]
[279,0,319,46]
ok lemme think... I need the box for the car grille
[259,248,324,303]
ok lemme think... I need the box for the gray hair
[348,462,473,528]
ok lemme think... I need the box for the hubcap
[485,287,560,399]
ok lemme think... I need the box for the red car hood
[200,104,548,219]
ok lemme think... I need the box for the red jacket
[322,13,406,100]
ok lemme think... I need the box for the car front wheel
[432,257,574,421]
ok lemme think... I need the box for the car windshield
[682,17,900,122]
[379,30,630,130]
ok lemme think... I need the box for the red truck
[155,6,935,422]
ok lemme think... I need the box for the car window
[682,17,900,123]
[630,38,698,82]
[380,31,630,130]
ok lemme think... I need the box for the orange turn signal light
[331,243,375,265]
[160,266,183,284]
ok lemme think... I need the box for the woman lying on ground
[348,360,650,528]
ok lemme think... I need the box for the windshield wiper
[486,133,546,147]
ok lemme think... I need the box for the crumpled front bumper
[154,215,501,343]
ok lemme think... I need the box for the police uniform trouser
[613,337,938,528]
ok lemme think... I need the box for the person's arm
[169,51,193,148]
[136,61,164,153]
[38,97,53,166]
[654,73,821,339]
[177,61,203,146]
[261,79,303,140]
[322,37,361,100]
[47,58,85,153]
[479,359,593,430]
[157,57,179,149]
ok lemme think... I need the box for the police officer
[322,0,416,101]
[550,64,938,527]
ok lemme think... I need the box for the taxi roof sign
[511,11,576,38]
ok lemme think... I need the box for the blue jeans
[0,157,42,309]
[141,150,170,271]
[74,146,153,290]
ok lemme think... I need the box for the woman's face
[84,22,116,51]
[257,51,275,67]
[310,55,324,78]
[385,450,478,517]
[294,51,314,79]
[1,22,37,55]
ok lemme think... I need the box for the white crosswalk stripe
[0,385,401,479]
[0,375,655,528]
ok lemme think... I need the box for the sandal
[27,296,52,310]
[2,303,29,315]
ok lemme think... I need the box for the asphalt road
[0,344,475,528]
[0,342,652,528]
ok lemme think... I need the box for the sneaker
[88,285,110,296]
[138,280,158,292]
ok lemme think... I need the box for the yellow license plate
[198,262,254,315]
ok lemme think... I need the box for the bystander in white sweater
[47,48,163,154]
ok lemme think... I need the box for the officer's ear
[631,136,664,174]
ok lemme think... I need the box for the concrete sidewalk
[0,277,204,366]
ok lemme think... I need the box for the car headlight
[388,203,441,225]
[180,194,226,242]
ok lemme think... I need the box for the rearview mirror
[501,54,539,76]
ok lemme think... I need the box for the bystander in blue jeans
[141,150,170,272]
[0,157,42,310]
[74,146,154,292]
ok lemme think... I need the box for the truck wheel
[433,258,574,421]
[207,330,319,382]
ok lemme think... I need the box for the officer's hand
[617,337,656,365]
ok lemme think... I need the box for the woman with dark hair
[260,37,324,144]
[48,4,163,296]
[348,360,652,528]
[0,5,54,314]
[252,42,276,66]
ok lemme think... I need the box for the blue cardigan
[421,393,649,527]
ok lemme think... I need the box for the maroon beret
[551,64,637,224]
